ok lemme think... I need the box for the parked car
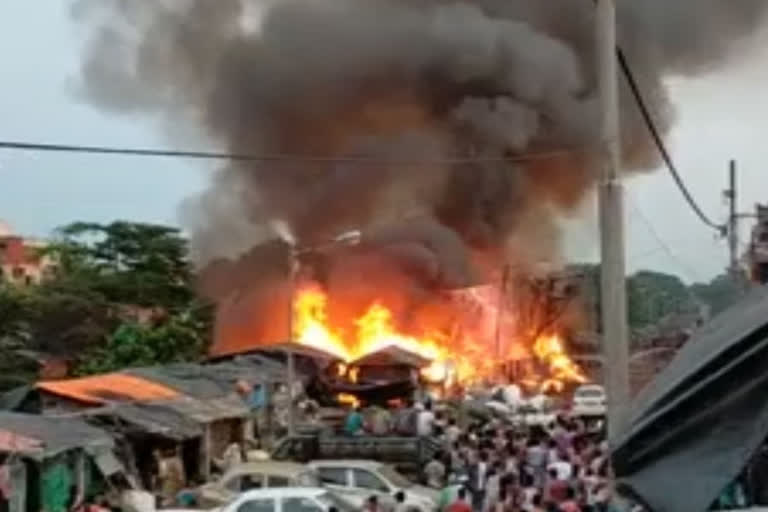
[199,462,321,507]
[308,460,438,512]
[213,487,355,512]
[571,384,607,417]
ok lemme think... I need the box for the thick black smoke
[72,0,768,350]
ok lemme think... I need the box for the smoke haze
[72,0,768,351]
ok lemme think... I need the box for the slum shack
[0,412,120,512]
[31,370,253,483]
[324,346,427,406]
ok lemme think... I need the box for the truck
[270,431,442,478]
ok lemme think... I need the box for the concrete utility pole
[286,252,299,438]
[596,0,630,441]
[282,229,362,437]
[726,159,740,280]
[494,263,510,365]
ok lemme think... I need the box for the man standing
[344,405,365,436]
[425,453,447,489]
[468,451,489,512]
[417,402,436,438]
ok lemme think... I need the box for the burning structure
[73,1,768,390]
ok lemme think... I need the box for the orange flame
[293,284,586,392]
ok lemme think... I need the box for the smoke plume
[73,0,768,352]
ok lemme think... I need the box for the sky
[1,2,767,283]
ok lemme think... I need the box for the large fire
[293,283,586,392]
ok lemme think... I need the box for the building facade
[0,221,54,285]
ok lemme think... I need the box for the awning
[84,403,203,441]
[0,412,113,460]
[159,394,249,424]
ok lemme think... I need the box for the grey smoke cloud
[72,0,768,346]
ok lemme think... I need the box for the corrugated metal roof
[159,394,250,423]
[351,345,431,368]
[82,403,203,440]
[37,374,179,405]
[0,412,113,459]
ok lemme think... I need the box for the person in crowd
[344,405,365,436]
[469,450,489,511]
[368,405,393,436]
[425,452,448,489]
[439,475,470,512]
[544,469,569,505]
[394,491,410,512]
[526,438,548,487]
[394,400,419,436]
[519,473,539,512]
[445,418,462,445]
[558,487,581,512]
[482,465,500,512]
[446,487,473,512]
[547,451,573,481]
[530,493,547,512]
[417,401,436,437]
[365,495,382,512]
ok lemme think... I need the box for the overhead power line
[628,192,705,284]
[616,50,726,235]
[586,0,725,234]
[0,139,581,165]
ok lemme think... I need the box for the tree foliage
[627,270,694,328]
[690,274,744,316]
[570,264,701,332]
[0,221,211,387]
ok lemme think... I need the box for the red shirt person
[447,487,473,512]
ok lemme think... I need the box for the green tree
[690,274,743,316]
[1,221,211,383]
[627,271,694,328]
[75,307,209,375]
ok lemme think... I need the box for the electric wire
[0,140,582,165]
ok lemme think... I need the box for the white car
[199,462,321,507]
[571,384,607,417]
[215,488,354,512]
[308,460,438,512]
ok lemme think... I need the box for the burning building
[73,1,768,389]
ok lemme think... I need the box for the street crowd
[347,400,618,512]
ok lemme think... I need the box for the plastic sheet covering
[41,459,72,512]
[612,288,768,512]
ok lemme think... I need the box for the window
[226,474,264,492]
[267,475,290,488]
[352,470,389,492]
[297,471,321,487]
[283,497,324,512]
[12,267,24,279]
[318,468,348,486]
[237,498,274,512]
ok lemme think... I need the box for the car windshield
[298,471,321,486]
[577,388,604,398]
[378,466,412,489]
[316,492,357,512]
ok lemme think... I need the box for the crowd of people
[348,399,618,512]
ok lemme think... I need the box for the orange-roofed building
[0,220,56,286]
[36,373,179,407]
